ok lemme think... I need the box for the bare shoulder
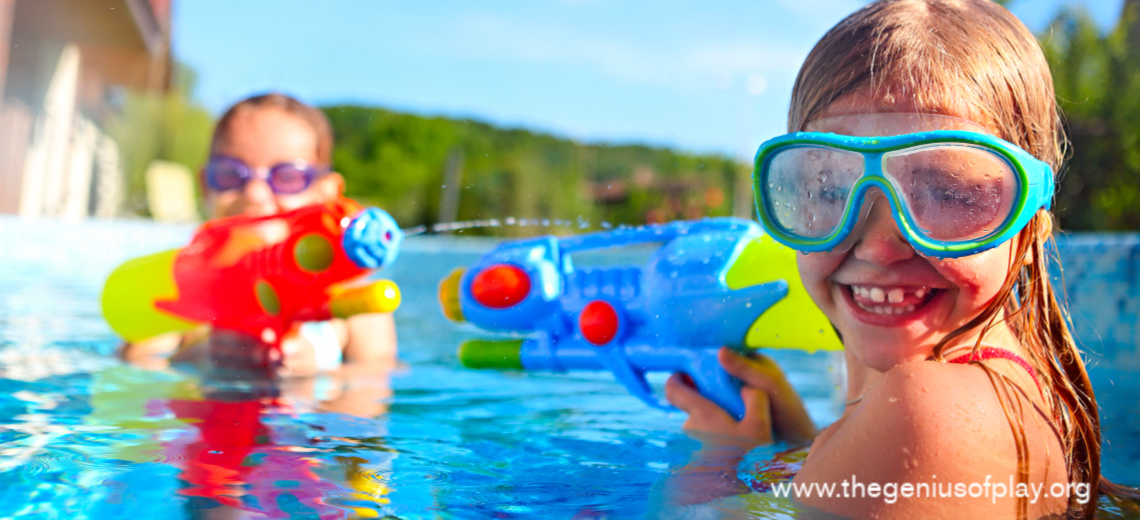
[120,326,216,368]
[795,361,1067,518]
[810,361,1034,473]
[864,360,1026,442]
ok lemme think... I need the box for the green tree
[324,105,737,235]
[1042,2,1140,230]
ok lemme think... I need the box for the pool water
[0,217,1138,519]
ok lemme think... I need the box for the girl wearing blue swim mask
[664,1,1122,517]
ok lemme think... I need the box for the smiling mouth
[842,284,940,316]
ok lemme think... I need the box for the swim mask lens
[753,130,1054,258]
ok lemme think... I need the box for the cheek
[208,192,239,217]
[934,252,1012,306]
[796,253,844,308]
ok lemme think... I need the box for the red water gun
[102,197,403,349]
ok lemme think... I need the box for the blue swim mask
[752,113,1055,258]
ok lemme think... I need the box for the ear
[314,172,346,202]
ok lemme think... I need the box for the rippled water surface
[0,217,1138,519]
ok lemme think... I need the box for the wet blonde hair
[790,1,1103,517]
[211,92,334,166]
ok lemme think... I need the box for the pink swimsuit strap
[947,347,1042,393]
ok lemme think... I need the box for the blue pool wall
[1055,234,1140,368]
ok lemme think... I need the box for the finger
[718,347,782,393]
[719,348,812,438]
[739,387,775,443]
[665,373,735,429]
[664,373,703,414]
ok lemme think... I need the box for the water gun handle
[679,348,746,420]
[601,345,745,420]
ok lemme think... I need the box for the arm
[273,314,397,377]
[795,361,1068,519]
[120,327,210,369]
[658,348,817,505]
[341,312,398,366]
[119,333,182,369]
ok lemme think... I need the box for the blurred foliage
[323,106,739,234]
[107,63,214,217]
[104,3,1140,232]
[1042,2,1140,230]
[325,2,1140,233]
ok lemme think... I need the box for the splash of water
[402,216,613,236]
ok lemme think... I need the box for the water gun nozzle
[438,268,466,322]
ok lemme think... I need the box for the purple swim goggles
[205,156,328,195]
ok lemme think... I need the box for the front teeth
[887,288,904,303]
[870,287,885,303]
[851,285,931,302]
[850,284,932,315]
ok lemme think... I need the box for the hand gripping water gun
[438,217,841,419]
[102,196,403,349]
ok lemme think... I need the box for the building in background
[0,0,170,218]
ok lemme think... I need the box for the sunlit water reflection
[0,217,1137,519]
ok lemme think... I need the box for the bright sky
[174,0,1124,160]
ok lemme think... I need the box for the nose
[850,189,914,266]
[241,177,275,203]
[231,177,279,216]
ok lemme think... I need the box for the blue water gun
[438,217,842,419]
